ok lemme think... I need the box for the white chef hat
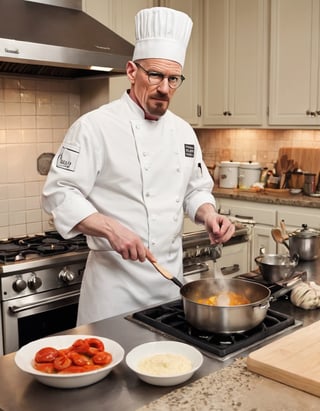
[132,7,193,67]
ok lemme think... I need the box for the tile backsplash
[196,128,320,171]
[0,75,81,239]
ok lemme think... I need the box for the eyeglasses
[135,62,185,89]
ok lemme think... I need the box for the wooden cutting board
[278,147,320,175]
[247,321,320,397]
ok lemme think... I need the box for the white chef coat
[42,91,215,325]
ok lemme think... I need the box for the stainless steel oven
[0,233,88,354]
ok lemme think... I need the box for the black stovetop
[0,231,88,264]
[128,299,300,361]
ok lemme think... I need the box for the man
[42,7,235,325]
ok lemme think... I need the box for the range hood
[0,0,134,78]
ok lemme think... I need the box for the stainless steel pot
[255,253,299,284]
[180,278,271,333]
[288,224,320,261]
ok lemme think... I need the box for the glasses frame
[135,62,185,89]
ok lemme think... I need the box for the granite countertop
[213,187,320,208]
[137,357,320,411]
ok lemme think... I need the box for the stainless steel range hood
[0,0,134,78]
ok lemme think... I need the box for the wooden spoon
[147,256,183,288]
[271,228,290,251]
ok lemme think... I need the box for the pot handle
[253,301,270,311]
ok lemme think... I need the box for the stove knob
[13,278,27,292]
[59,267,75,283]
[28,275,42,290]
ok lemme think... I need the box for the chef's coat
[42,91,215,324]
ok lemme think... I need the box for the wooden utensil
[271,228,290,251]
[247,320,320,397]
[147,257,183,288]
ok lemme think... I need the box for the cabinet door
[269,0,320,125]
[203,0,265,126]
[83,0,156,101]
[160,0,202,126]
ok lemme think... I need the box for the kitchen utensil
[288,224,320,261]
[147,257,183,288]
[150,260,272,333]
[271,228,290,252]
[255,254,299,284]
[180,278,271,333]
[247,320,320,397]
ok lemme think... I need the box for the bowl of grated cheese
[125,341,203,386]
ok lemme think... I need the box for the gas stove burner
[0,232,88,264]
[128,299,300,361]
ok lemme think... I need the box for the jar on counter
[303,173,316,195]
[218,161,240,188]
[238,162,262,189]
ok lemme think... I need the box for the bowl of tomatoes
[15,335,125,389]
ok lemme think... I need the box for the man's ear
[126,61,137,84]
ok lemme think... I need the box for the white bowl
[125,341,203,386]
[15,335,124,389]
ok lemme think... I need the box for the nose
[157,77,171,93]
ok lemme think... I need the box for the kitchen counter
[213,187,320,209]
[1,281,320,411]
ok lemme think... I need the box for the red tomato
[68,351,91,366]
[85,338,104,351]
[92,351,112,365]
[53,355,72,371]
[33,361,56,374]
[72,339,90,354]
[35,347,59,363]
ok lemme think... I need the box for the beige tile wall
[0,75,80,238]
[196,129,320,170]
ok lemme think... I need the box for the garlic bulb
[290,281,320,310]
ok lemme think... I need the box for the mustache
[150,92,170,101]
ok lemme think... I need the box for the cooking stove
[127,299,301,361]
[0,231,87,264]
[0,231,89,354]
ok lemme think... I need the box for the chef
[42,7,235,325]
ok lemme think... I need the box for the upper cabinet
[202,0,267,126]
[269,0,320,126]
[159,0,202,126]
[83,0,156,101]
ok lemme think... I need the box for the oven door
[2,284,80,354]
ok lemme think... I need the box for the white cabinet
[269,0,320,125]
[159,0,202,125]
[202,0,267,126]
[216,198,277,270]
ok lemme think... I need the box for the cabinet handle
[223,111,232,116]
[306,110,317,117]
[197,104,201,117]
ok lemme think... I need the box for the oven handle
[8,290,80,314]
[221,264,240,275]
[183,263,209,276]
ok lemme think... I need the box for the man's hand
[194,204,235,244]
